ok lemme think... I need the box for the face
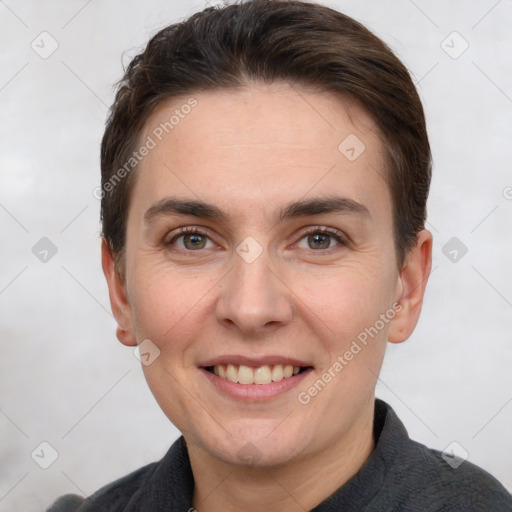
[103,82,431,469]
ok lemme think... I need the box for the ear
[388,229,433,344]
[101,238,137,347]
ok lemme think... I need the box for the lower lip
[200,367,313,401]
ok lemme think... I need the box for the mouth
[204,363,312,385]
[199,357,314,401]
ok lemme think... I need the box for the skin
[102,82,432,511]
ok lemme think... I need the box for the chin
[192,418,312,468]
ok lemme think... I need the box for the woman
[48,1,512,510]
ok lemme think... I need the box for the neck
[188,406,375,512]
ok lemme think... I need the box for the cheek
[127,261,217,350]
[296,264,390,337]
[290,262,396,386]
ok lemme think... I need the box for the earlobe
[388,230,433,344]
[116,326,136,347]
[101,238,137,347]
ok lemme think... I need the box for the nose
[215,248,293,337]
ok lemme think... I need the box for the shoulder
[371,401,512,511]
[46,436,193,512]
[46,494,85,512]
[381,426,512,509]
[400,439,512,510]
[46,461,157,512]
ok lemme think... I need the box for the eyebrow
[144,195,370,225]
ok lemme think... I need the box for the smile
[199,355,314,400]
[205,364,309,385]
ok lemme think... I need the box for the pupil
[185,234,205,249]
[309,233,329,250]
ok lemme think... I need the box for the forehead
[132,83,391,226]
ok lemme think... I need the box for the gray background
[1,0,511,510]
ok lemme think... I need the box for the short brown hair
[100,0,431,271]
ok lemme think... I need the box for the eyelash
[297,226,348,250]
[165,226,348,252]
[165,226,213,248]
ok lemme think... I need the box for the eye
[166,227,215,251]
[296,227,347,251]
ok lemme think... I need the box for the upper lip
[199,355,312,368]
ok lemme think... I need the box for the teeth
[283,365,293,378]
[226,363,238,383]
[238,365,254,384]
[271,364,284,382]
[254,365,272,384]
[211,364,304,385]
